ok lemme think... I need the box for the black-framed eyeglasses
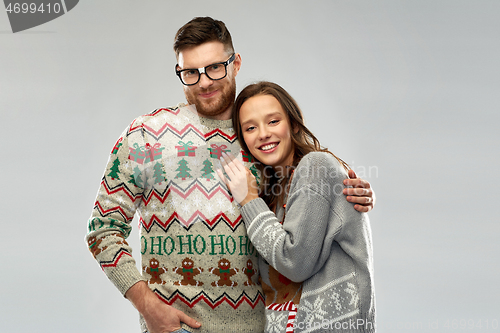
[175,53,236,86]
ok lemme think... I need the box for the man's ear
[232,53,242,76]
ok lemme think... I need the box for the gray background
[1,1,499,332]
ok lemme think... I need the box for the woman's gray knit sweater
[241,152,376,333]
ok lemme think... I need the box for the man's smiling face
[177,41,241,120]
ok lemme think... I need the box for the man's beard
[185,78,236,118]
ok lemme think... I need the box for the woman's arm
[241,188,337,283]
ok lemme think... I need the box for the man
[86,17,375,333]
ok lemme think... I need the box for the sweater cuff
[241,198,271,229]
[107,261,146,296]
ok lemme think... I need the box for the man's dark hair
[174,17,234,58]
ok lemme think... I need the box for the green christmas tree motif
[249,164,260,186]
[108,157,121,180]
[153,162,167,185]
[128,166,144,188]
[175,158,192,180]
[200,159,215,181]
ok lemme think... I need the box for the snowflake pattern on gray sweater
[241,152,376,333]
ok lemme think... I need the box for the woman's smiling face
[239,94,294,170]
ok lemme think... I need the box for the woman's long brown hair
[233,81,349,211]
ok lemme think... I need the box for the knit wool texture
[86,104,265,333]
[241,152,376,333]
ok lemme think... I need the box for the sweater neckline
[178,103,233,131]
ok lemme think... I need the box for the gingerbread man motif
[209,258,238,287]
[243,259,257,286]
[87,236,107,259]
[261,266,302,306]
[142,258,167,285]
[88,234,128,259]
[114,233,128,246]
[172,257,204,286]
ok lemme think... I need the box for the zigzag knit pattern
[86,104,265,333]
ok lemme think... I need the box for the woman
[217,82,376,333]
